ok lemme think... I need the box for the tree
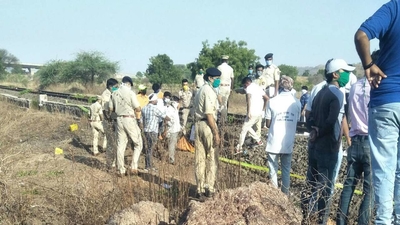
[302,69,310,76]
[36,60,68,88]
[61,51,118,86]
[0,49,20,79]
[278,64,299,81]
[188,38,259,87]
[145,54,183,84]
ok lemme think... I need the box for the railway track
[0,85,94,103]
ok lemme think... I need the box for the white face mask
[266,60,272,66]
[171,101,179,109]
[301,89,307,95]
[164,98,170,103]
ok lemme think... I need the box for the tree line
[1,39,324,89]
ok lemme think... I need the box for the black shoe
[195,192,207,202]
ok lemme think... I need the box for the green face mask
[337,71,350,87]
[111,87,118,92]
[211,78,221,88]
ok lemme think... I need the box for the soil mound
[106,201,169,225]
[183,181,302,225]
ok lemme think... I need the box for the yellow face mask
[183,85,189,91]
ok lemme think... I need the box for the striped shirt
[142,103,166,133]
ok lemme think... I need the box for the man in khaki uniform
[89,95,107,156]
[217,55,234,122]
[179,78,192,133]
[194,68,205,90]
[101,78,119,169]
[193,67,221,200]
[262,53,281,97]
[109,76,143,176]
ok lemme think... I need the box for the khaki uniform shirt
[217,62,234,86]
[109,86,140,117]
[254,76,268,90]
[135,94,149,119]
[194,74,205,88]
[262,64,281,87]
[179,89,192,108]
[101,89,112,113]
[90,101,103,121]
[194,83,218,121]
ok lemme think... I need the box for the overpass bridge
[8,63,44,75]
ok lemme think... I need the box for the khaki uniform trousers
[116,117,143,174]
[90,121,107,154]
[180,108,190,130]
[103,120,117,168]
[195,120,218,193]
[219,86,231,122]
[238,115,262,148]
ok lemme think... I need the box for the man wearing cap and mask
[265,75,301,195]
[101,78,119,169]
[179,79,192,133]
[89,95,107,156]
[193,67,221,200]
[109,76,143,176]
[217,55,234,123]
[262,53,281,98]
[305,59,355,224]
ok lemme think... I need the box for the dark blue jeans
[305,140,338,224]
[337,135,373,225]
[144,132,158,169]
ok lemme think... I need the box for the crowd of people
[85,1,400,224]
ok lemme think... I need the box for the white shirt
[265,92,301,154]
[166,103,181,133]
[217,62,234,85]
[195,74,205,88]
[245,83,265,116]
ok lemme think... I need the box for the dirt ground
[0,94,361,224]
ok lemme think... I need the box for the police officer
[193,68,221,200]
[89,95,106,156]
[109,76,143,176]
[262,53,281,98]
[101,78,119,169]
[217,55,234,123]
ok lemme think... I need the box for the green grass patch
[17,170,38,177]
[22,188,41,195]
[19,89,31,95]
[46,170,64,177]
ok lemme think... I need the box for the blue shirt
[359,0,400,107]
[300,92,309,110]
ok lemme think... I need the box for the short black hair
[172,95,179,101]
[255,64,264,70]
[164,91,172,98]
[242,76,252,84]
[301,86,308,90]
[248,65,253,69]
[182,79,188,83]
[106,78,118,89]
[152,83,160,91]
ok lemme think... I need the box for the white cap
[148,93,158,102]
[326,59,355,74]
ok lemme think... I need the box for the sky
[0,0,387,75]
